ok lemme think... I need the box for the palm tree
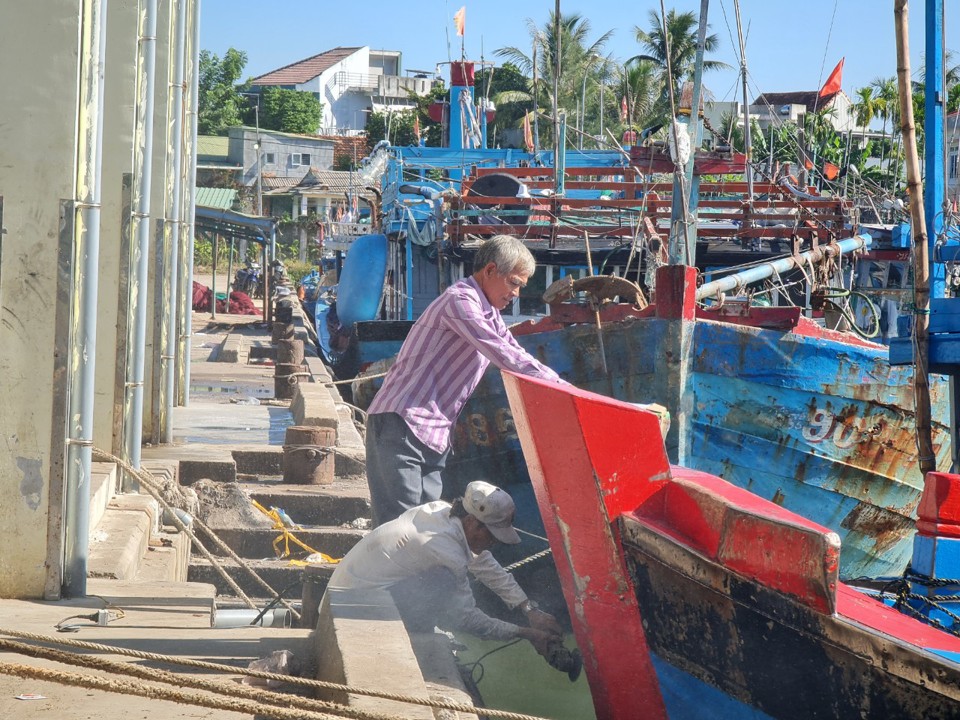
[630,9,729,115]
[853,86,878,144]
[496,11,613,146]
[618,59,659,132]
[870,76,898,177]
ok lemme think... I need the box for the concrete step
[187,557,334,612]
[136,528,192,583]
[206,526,363,561]
[247,487,370,527]
[88,493,158,581]
[88,461,119,533]
[86,577,218,627]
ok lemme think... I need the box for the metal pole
[122,0,159,490]
[181,0,200,407]
[924,0,945,299]
[255,104,263,215]
[63,0,107,597]
[580,71,588,150]
[695,235,870,301]
[599,65,604,147]
[161,0,188,443]
[211,233,217,319]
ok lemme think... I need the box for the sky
[200,0,943,106]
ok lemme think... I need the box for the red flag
[453,6,466,36]
[823,161,839,180]
[803,156,814,171]
[819,58,844,98]
[620,96,628,122]
[413,115,421,143]
[523,113,533,151]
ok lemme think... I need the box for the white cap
[462,481,521,545]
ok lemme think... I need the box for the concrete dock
[0,300,482,720]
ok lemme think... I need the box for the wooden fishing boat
[503,370,960,720]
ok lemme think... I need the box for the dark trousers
[365,412,451,527]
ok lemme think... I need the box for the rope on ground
[91,447,301,622]
[0,638,395,720]
[0,660,348,720]
[0,628,552,720]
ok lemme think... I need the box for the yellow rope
[251,499,340,564]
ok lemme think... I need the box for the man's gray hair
[474,235,536,276]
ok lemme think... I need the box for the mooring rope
[92,447,301,621]
[0,628,551,720]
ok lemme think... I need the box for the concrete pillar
[145,0,174,443]
[99,0,139,457]
[0,0,84,598]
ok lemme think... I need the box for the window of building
[291,153,311,167]
[262,152,275,165]
[950,152,959,180]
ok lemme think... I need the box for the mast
[733,0,754,199]
[667,0,709,265]
[894,0,934,473]
[552,0,562,194]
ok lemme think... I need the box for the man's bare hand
[516,627,557,657]
[525,607,563,637]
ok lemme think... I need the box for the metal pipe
[63,0,108,597]
[181,0,200,407]
[161,0,188,442]
[695,234,870,301]
[122,0,159,490]
[213,608,291,629]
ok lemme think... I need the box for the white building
[250,46,440,136]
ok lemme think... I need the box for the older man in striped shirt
[365,235,564,526]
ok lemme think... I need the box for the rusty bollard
[274,363,300,400]
[272,297,295,343]
[283,425,336,485]
[276,338,304,366]
[274,338,305,399]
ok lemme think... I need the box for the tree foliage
[258,86,323,134]
[631,9,729,116]
[495,10,615,147]
[198,48,247,135]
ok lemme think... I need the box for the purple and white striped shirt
[368,276,561,452]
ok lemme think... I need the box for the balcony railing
[335,72,438,98]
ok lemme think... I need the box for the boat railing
[449,167,854,247]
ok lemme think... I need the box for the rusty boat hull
[503,371,960,720]
[447,274,950,580]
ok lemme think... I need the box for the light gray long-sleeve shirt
[327,501,528,640]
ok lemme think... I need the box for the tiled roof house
[250,46,440,136]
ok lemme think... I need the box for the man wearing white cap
[327,481,562,653]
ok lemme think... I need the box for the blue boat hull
[446,316,951,579]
